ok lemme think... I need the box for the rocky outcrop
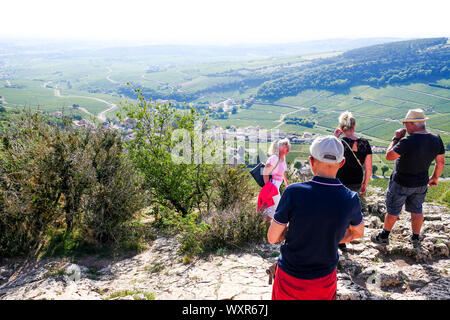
[0,187,448,300]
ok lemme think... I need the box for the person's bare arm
[361,154,372,194]
[339,221,364,244]
[386,129,406,161]
[386,144,401,161]
[263,163,272,184]
[429,154,445,187]
[267,221,288,244]
[283,172,289,187]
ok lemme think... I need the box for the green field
[2,52,449,139]
[208,83,450,153]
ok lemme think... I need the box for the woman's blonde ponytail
[338,111,356,132]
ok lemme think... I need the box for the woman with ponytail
[262,138,290,222]
[334,111,372,250]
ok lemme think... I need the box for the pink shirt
[266,155,287,181]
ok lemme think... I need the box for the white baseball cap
[309,135,344,163]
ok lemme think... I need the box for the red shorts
[272,265,337,300]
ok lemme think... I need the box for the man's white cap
[309,135,344,163]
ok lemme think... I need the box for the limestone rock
[434,243,449,257]
[336,279,368,300]
[65,264,81,281]
[367,216,382,229]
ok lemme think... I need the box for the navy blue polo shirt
[273,176,363,280]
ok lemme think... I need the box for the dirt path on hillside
[106,67,119,84]
[273,108,305,129]
[51,84,117,122]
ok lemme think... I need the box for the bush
[80,126,147,244]
[177,213,211,258]
[171,206,268,260]
[150,204,181,233]
[114,220,156,252]
[0,110,147,257]
[149,166,266,259]
[210,165,257,212]
[150,206,210,258]
[200,207,268,254]
[0,112,69,255]
[162,198,267,259]
[39,228,87,258]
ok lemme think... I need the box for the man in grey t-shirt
[371,109,445,246]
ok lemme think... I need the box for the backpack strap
[341,138,363,168]
[268,154,281,176]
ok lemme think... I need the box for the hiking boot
[410,235,423,247]
[371,232,390,245]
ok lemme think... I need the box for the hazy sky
[2,0,449,44]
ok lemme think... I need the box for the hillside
[112,38,449,103]
[1,38,448,122]
[0,187,448,300]
[257,37,450,100]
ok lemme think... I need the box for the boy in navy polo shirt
[268,135,364,300]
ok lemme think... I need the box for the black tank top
[336,137,372,185]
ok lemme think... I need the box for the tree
[381,165,389,177]
[294,160,303,170]
[118,88,212,216]
[372,164,378,176]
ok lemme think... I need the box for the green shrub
[0,110,147,257]
[177,213,211,258]
[80,126,147,244]
[174,205,268,259]
[150,204,183,233]
[40,228,86,258]
[117,88,271,259]
[210,165,257,211]
[201,207,268,253]
[151,201,267,259]
[115,220,156,252]
[0,111,68,255]
[148,162,264,259]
